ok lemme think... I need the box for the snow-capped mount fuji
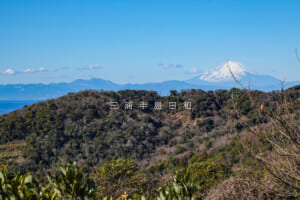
[198,61,251,82]
[187,61,287,91]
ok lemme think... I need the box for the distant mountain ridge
[1,61,299,100]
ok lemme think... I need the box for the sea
[0,100,37,115]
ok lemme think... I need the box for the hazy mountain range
[1,61,299,100]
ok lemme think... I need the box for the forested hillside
[0,87,300,199]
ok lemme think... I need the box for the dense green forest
[0,87,300,199]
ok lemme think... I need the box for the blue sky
[0,0,300,84]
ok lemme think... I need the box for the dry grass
[204,177,282,200]
[0,140,25,162]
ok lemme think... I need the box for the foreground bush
[97,159,147,198]
[48,162,96,199]
[0,162,95,200]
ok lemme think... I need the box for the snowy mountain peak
[199,61,251,82]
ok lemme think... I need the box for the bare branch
[296,48,300,63]
[280,80,286,92]
[225,60,247,90]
